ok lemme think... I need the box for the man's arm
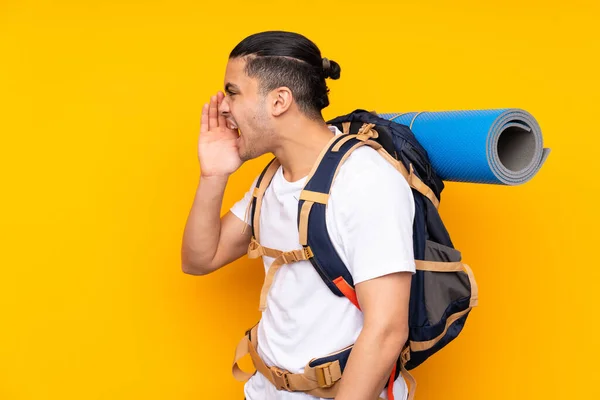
[334,272,412,400]
[181,91,251,275]
[330,150,416,399]
[181,175,251,275]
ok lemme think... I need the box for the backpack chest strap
[248,238,314,311]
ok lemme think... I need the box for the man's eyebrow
[224,83,240,94]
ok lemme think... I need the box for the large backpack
[232,109,478,400]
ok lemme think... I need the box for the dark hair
[229,31,341,120]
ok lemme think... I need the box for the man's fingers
[209,95,219,130]
[217,91,228,129]
[200,103,209,133]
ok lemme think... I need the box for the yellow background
[1,0,598,399]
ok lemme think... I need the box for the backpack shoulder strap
[247,157,280,242]
[297,129,384,304]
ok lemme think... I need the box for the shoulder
[326,146,417,282]
[229,174,260,225]
[330,145,413,205]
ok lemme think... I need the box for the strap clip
[281,247,313,264]
[315,362,336,388]
[303,246,314,259]
[270,366,292,391]
[401,345,411,365]
[356,123,378,141]
[281,251,299,264]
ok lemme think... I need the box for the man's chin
[238,148,253,162]
[238,148,267,162]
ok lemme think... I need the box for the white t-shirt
[230,125,416,400]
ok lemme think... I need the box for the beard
[237,133,255,162]
[237,101,273,161]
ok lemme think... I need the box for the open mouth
[226,119,239,132]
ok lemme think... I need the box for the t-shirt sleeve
[333,153,416,285]
[230,176,259,225]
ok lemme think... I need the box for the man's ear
[270,87,293,117]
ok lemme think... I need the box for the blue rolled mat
[378,109,551,185]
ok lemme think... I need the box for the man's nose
[219,96,231,116]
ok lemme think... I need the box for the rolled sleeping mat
[378,109,551,185]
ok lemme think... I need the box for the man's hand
[198,92,243,178]
[181,92,252,276]
[334,271,412,400]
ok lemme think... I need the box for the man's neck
[271,121,336,183]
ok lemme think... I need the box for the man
[181,31,416,400]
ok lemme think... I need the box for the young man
[181,31,416,400]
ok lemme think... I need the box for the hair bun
[322,57,341,80]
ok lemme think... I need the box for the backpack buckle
[282,247,313,264]
[270,366,292,391]
[356,123,378,141]
[314,362,337,388]
[401,345,411,365]
[281,251,299,264]
[303,246,314,259]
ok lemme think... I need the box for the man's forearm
[181,175,228,273]
[334,325,407,400]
